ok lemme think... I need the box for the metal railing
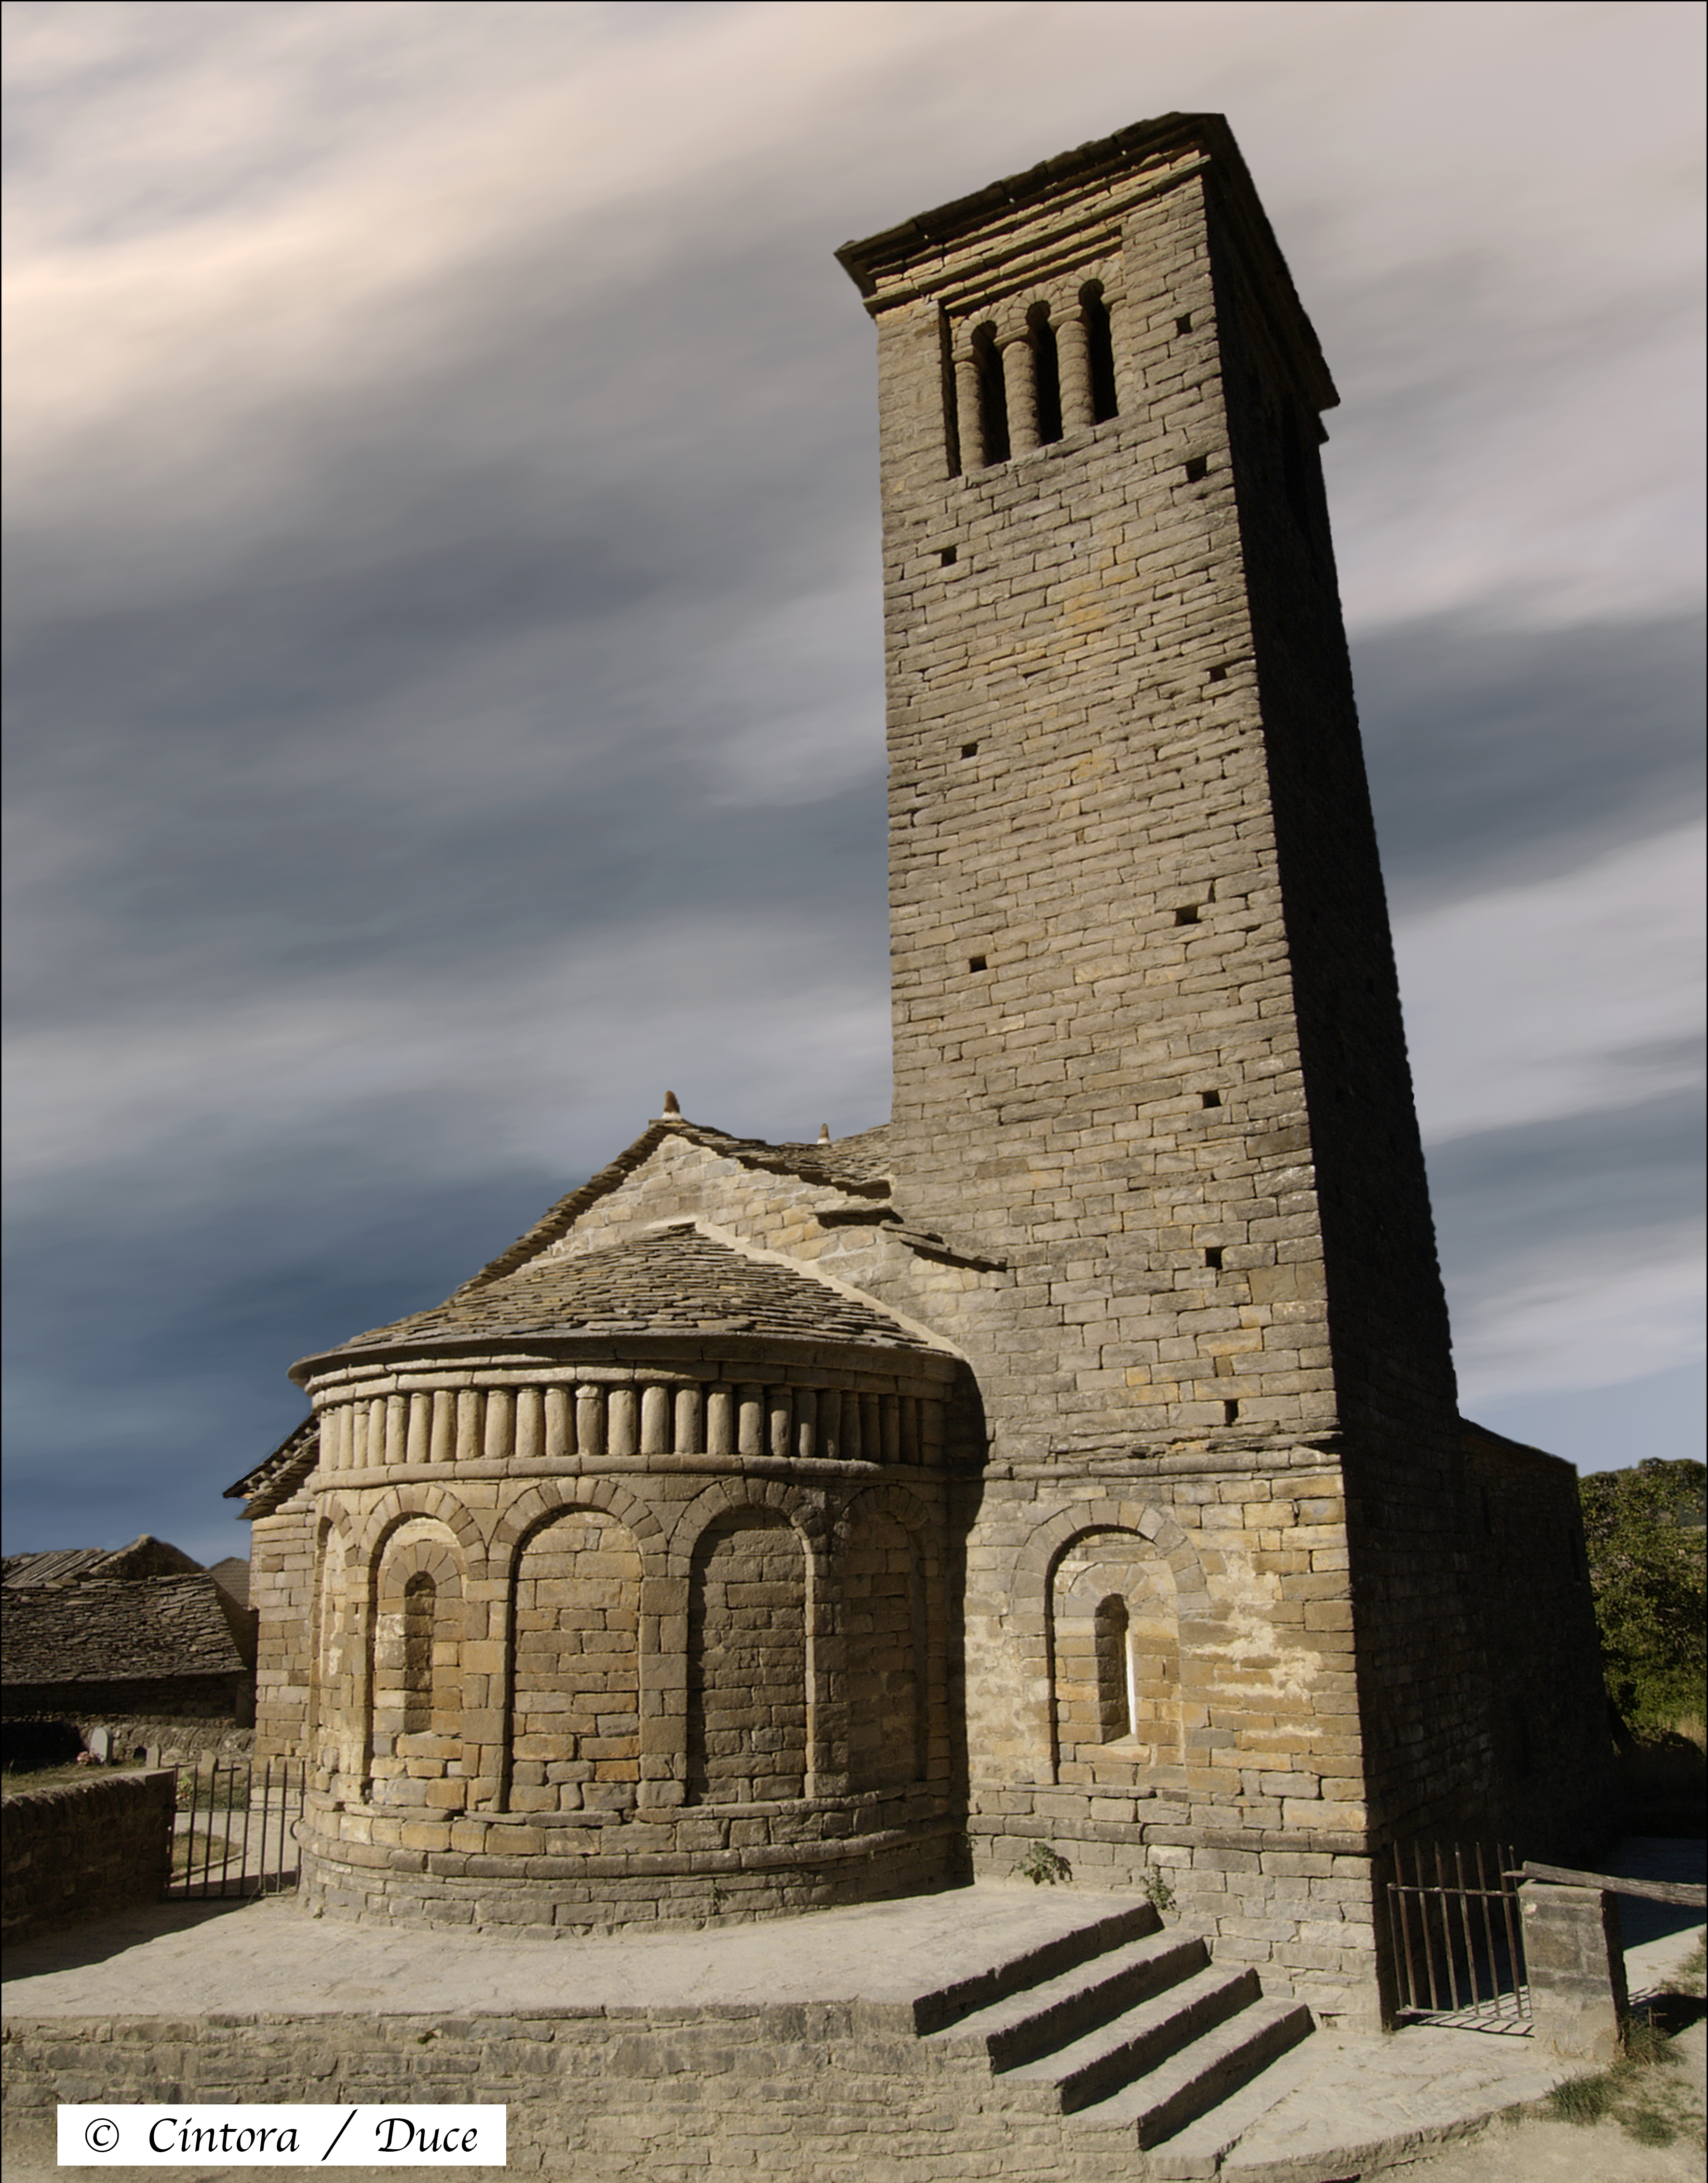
[1386,1840,1530,2031]
[170,1758,305,1900]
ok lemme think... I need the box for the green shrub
[1579,1458,1706,1732]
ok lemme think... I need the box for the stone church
[229,113,1611,2026]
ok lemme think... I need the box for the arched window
[1079,282,1118,421]
[1027,302,1062,445]
[402,1570,436,1736]
[1094,1593,1132,1742]
[971,324,1009,465]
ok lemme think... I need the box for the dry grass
[1547,2019,1698,2147]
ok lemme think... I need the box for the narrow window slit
[1201,1089,1222,1108]
[940,546,957,567]
[1027,301,1062,444]
[1174,905,1200,925]
[1205,1247,1224,1269]
[1080,283,1118,421]
[960,742,978,758]
[1223,1399,1240,1426]
[972,325,1009,465]
[1175,313,1193,335]
[968,954,987,972]
[1184,456,1209,484]
[1208,664,1228,683]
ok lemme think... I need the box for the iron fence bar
[1507,1842,1530,2019]
[1408,1841,1441,2012]
[238,1763,255,1894]
[1474,1840,1502,2012]
[1389,1874,1415,2012]
[1439,1842,1466,2008]
[1452,1843,1481,2009]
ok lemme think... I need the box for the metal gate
[170,1758,306,1900]
[1385,1840,1530,2031]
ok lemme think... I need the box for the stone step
[926,1927,1212,2070]
[907,1898,1161,2034]
[1083,1994,1316,2152]
[1003,1962,1263,2113]
[1131,2013,1326,2177]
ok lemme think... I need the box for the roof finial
[818,1124,832,1143]
[660,1090,682,1118]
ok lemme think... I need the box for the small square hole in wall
[1205,1247,1224,1269]
[1184,456,1209,483]
[1223,1399,1240,1425]
[1201,1089,1222,1108]
[961,742,979,758]
[968,954,987,972]
[1175,905,1200,925]
[940,546,958,566]
[1176,314,1193,335]
[1208,664,1228,683]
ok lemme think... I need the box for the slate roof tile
[2,1573,250,1686]
[315,1226,933,1362]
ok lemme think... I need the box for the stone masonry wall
[251,1492,316,1761]
[1464,1429,1615,1858]
[1,1771,175,1947]
[7,2001,1179,2182]
[955,1454,1380,2023]
[1204,174,1490,1864]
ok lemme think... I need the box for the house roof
[1,1572,250,1688]
[2,1536,202,1587]
[293,1223,939,1377]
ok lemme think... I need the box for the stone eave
[835,109,1336,417]
[289,1324,964,1390]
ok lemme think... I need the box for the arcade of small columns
[951,263,1123,470]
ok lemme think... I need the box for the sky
[3,0,1703,1565]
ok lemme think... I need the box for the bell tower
[835,118,1607,2024]
[838,113,1458,1464]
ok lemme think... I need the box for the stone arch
[505,1503,645,1815]
[665,1475,826,1576]
[1049,1528,1183,1781]
[686,1504,811,1806]
[369,1518,466,1803]
[491,1476,666,1572]
[352,1484,484,1573]
[1005,1499,1208,1784]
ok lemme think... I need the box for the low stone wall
[301,1803,959,1931]
[0,1771,175,1947]
[2,2004,1141,2181]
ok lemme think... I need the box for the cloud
[1356,610,1705,913]
[1394,822,1704,1144]
[1428,1087,1705,1405]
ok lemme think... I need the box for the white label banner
[58,2105,507,2165]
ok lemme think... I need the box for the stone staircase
[912,1899,1314,2153]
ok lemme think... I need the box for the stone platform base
[5,1883,1654,2182]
